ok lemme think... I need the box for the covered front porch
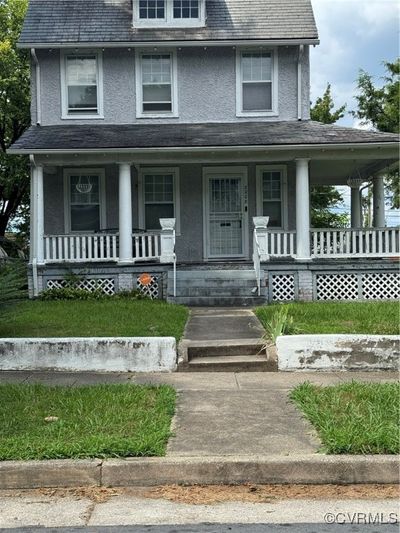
[9,120,399,301]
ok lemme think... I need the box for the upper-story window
[136,50,178,118]
[236,49,278,117]
[139,0,166,20]
[134,0,205,27]
[61,51,104,119]
[173,0,199,18]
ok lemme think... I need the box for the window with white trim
[237,49,277,116]
[139,0,166,20]
[140,169,180,230]
[134,0,205,27]
[257,167,287,228]
[61,52,103,118]
[137,52,177,117]
[65,170,105,232]
[173,0,199,18]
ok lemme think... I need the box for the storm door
[204,169,248,259]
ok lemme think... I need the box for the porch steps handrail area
[311,227,400,258]
[43,232,162,263]
[253,229,262,296]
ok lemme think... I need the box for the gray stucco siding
[43,162,297,263]
[35,46,309,126]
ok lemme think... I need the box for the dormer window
[173,0,199,19]
[134,0,205,27]
[139,0,166,20]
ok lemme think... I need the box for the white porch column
[29,164,36,264]
[32,164,44,265]
[118,163,133,263]
[373,174,386,228]
[295,158,311,261]
[350,186,362,228]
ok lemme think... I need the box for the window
[256,166,287,228]
[136,51,178,117]
[139,168,180,231]
[139,0,165,19]
[173,0,199,18]
[61,52,103,118]
[64,170,105,232]
[236,49,277,116]
[133,0,205,27]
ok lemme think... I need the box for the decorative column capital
[253,216,269,230]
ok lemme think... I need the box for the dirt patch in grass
[3,484,398,505]
[143,484,400,504]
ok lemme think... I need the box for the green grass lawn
[291,381,400,454]
[0,299,189,340]
[256,301,400,335]
[0,383,176,460]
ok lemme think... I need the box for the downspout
[297,45,304,121]
[31,48,41,125]
[29,154,38,297]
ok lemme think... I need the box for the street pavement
[0,493,398,531]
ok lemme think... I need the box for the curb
[0,455,398,490]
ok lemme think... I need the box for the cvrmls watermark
[324,512,398,525]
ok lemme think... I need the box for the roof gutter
[8,142,399,156]
[18,38,320,49]
[30,49,41,126]
[297,44,304,120]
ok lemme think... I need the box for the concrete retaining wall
[276,334,400,371]
[0,337,177,373]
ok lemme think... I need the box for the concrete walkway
[1,371,398,458]
[183,307,265,342]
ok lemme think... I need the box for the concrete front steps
[168,269,267,307]
[179,340,278,372]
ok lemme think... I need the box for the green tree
[310,84,349,228]
[353,59,400,209]
[0,0,30,237]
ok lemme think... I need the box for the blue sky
[310,0,399,127]
[310,0,399,225]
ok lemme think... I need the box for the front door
[204,168,248,259]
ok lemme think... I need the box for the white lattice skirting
[271,274,296,301]
[46,278,116,295]
[137,275,159,299]
[316,272,400,301]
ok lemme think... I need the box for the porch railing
[266,230,297,257]
[44,232,162,263]
[311,227,400,258]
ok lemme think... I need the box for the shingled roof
[19,0,319,46]
[9,121,399,153]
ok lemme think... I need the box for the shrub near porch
[256,301,400,336]
[0,299,189,341]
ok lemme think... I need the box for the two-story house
[10,0,399,305]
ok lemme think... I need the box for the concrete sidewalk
[183,307,265,342]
